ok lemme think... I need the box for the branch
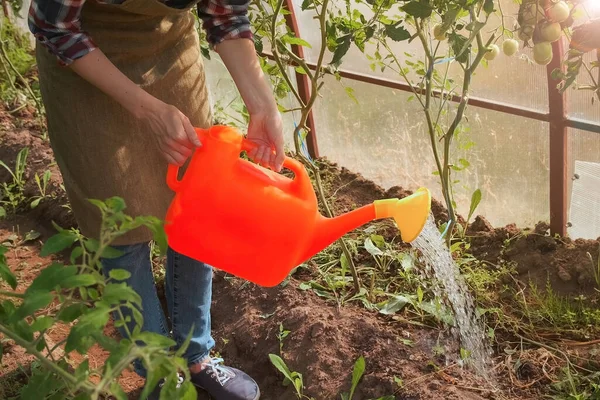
[0,323,98,394]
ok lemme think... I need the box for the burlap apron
[36,0,212,245]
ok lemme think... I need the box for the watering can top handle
[240,138,307,179]
[165,137,310,192]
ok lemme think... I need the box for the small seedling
[277,323,290,355]
[269,354,312,399]
[340,356,365,400]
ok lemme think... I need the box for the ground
[0,102,599,400]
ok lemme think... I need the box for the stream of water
[410,214,493,378]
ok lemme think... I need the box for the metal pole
[547,39,569,236]
[282,0,320,158]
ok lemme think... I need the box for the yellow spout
[374,187,432,242]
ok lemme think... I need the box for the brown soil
[1,105,599,400]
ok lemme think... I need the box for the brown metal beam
[282,0,320,158]
[548,40,569,236]
[262,51,551,122]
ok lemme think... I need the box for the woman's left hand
[246,109,285,172]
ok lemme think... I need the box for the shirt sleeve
[196,0,253,48]
[28,0,97,66]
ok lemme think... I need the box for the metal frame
[279,4,600,236]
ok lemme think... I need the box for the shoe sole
[194,383,260,400]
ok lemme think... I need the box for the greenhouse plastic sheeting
[569,160,600,240]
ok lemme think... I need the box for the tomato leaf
[483,0,494,15]
[281,34,312,48]
[0,260,17,290]
[40,232,77,256]
[30,316,54,332]
[331,35,351,67]
[384,23,411,42]
[401,1,433,18]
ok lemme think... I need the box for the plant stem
[268,0,361,292]
[0,289,24,298]
[0,323,98,393]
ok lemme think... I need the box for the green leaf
[450,33,470,64]
[27,263,77,294]
[106,197,126,213]
[75,359,90,380]
[467,189,482,222]
[109,269,131,281]
[57,303,88,322]
[12,292,53,321]
[136,331,176,349]
[384,23,411,42]
[40,232,77,256]
[108,381,128,400]
[0,260,17,290]
[101,245,124,259]
[0,206,5,218]
[281,34,312,48]
[331,35,351,67]
[364,237,383,257]
[62,274,100,289]
[66,305,110,353]
[20,369,53,400]
[349,356,366,399]
[378,295,411,315]
[401,1,433,18]
[30,198,41,208]
[483,0,494,15]
[14,319,34,342]
[103,283,141,305]
[70,246,83,263]
[269,354,294,382]
[30,316,54,332]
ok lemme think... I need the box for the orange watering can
[165,125,431,287]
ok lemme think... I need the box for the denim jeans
[101,242,215,377]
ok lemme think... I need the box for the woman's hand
[69,50,201,166]
[141,98,201,166]
[246,109,285,172]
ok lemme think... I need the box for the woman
[28,0,284,398]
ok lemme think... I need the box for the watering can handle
[166,137,311,193]
[240,139,308,185]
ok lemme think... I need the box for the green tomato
[533,41,553,65]
[484,44,500,60]
[540,21,563,42]
[547,1,570,23]
[433,24,447,41]
[502,39,519,56]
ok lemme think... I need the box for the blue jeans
[101,243,215,377]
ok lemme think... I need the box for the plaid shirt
[28,0,253,66]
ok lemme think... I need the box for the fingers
[273,135,285,173]
[254,145,271,169]
[182,116,201,147]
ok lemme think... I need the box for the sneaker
[190,357,260,400]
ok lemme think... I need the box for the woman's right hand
[69,50,201,166]
[141,98,202,166]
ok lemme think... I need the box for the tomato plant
[0,198,196,400]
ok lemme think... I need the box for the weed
[277,322,290,355]
[586,244,600,292]
[30,170,52,209]
[340,356,364,400]
[0,147,28,215]
[269,354,312,400]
